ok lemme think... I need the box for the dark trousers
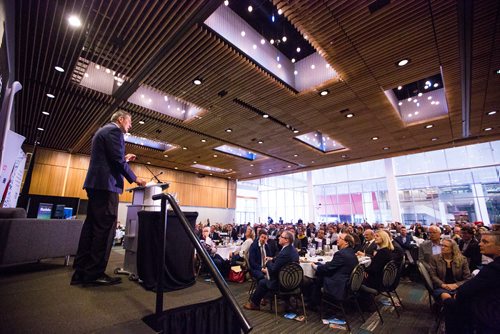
[73,189,119,279]
[251,278,271,305]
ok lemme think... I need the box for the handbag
[228,266,245,283]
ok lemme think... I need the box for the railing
[152,192,252,333]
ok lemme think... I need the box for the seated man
[443,229,500,334]
[458,226,482,272]
[244,231,299,310]
[356,229,377,257]
[248,230,270,281]
[419,225,442,266]
[309,233,358,307]
[395,227,414,250]
[312,229,327,250]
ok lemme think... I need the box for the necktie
[261,246,266,267]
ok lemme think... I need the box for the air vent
[368,0,390,14]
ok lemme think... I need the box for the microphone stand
[145,165,162,183]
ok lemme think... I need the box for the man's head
[479,230,500,258]
[428,225,441,243]
[453,226,462,237]
[111,111,132,133]
[279,230,293,247]
[363,229,375,241]
[461,226,474,241]
[400,227,407,237]
[317,229,325,239]
[258,230,268,245]
[337,233,354,249]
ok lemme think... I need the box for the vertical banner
[0,130,25,205]
[2,147,26,207]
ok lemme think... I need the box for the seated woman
[429,238,471,300]
[230,228,255,265]
[363,230,394,290]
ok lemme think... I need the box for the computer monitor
[37,203,53,219]
[63,207,73,219]
[52,204,66,219]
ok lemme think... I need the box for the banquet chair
[269,262,307,323]
[417,260,443,328]
[320,263,366,332]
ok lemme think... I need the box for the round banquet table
[216,245,241,260]
[299,255,372,278]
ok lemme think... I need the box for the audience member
[395,226,414,250]
[248,230,270,281]
[362,230,394,290]
[419,225,442,265]
[356,229,377,257]
[459,226,482,272]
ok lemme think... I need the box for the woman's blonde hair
[376,230,394,251]
[246,227,255,240]
[441,239,465,266]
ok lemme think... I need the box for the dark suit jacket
[316,247,358,300]
[248,241,270,279]
[83,123,137,193]
[456,257,500,330]
[266,245,299,290]
[365,247,392,290]
[360,240,377,257]
[458,239,482,272]
[395,234,414,250]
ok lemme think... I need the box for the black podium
[137,210,198,291]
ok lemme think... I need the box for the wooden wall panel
[27,148,236,208]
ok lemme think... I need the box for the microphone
[145,165,163,183]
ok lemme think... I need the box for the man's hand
[356,251,365,257]
[135,177,147,187]
[125,153,137,162]
[261,267,268,274]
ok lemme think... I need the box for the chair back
[278,262,303,292]
[416,260,434,293]
[381,261,398,291]
[349,263,366,293]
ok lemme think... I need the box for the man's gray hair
[283,230,294,243]
[111,110,131,122]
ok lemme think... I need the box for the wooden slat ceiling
[14,0,500,180]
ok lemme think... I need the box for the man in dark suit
[71,111,146,286]
[244,231,299,310]
[309,233,358,307]
[458,226,482,272]
[444,229,500,333]
[248,230,270,281]
[356,229,377,257]
[395,227,414,250]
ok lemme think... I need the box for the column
[385,158,401,223]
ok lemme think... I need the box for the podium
[115,182,169,279]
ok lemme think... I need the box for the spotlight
[54,66,64,72]
[397,59,410,67]
[193,78,202,85]
[68,15,82,28]
[319,89,329,96]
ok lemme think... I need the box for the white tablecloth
[216,245,241,260]
[300,255,372,278]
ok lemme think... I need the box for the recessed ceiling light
[293,154,298,157]
[418,92,423,97]
[425,124,434,129]
[277,64,282,69]
[293,129,299,133]
[68,15,82,28]
[319,89,329,96]
[268,169,272,172]
[84,73,89,78]
[147,162,151,165]
[164,154,168,158]
[250,164,254,167]
[428,96,432,100]
[37,127,44,131]
[241,31,246,37]
[193,161,197,164]
[213,154,218,158]
[260,38,265,45]
[46,93,55,98]
[193,78,202,85]
[484,127,492,131]
[270,39,275,44]
[278,8,283,15]
[487,110,497,115]
[209,173,213,176]
[311,64,316,70]
[433,83,439,87]
[182,147,188,150]
[291,58,296,63]
[311,161,315,163]
[407,98,412,102]
[341,154,348,159]
[54,66,64,72]
[431,137,438,141]
[398,102,403,106]
[252,44,257,50]
[372,136,379,140]
[201,139,207,142]
[42,111,50,116]
[383,147,390,150]
[397,59,410,67]
[247,5,253,12]
[258,140,263,144]
[174,167,178,170]
[345,113,354,118]
[294,70,298,75]
[224,0,229,6]
[225,128,232,133]
[138,120,145,124]
[496,69,500,74]
[397,86,402,90]
[287,165,291,168]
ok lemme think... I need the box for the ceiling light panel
[128,85,203,121]
[295,130,345,153]
[191,163,231,173]
[214,144,258,160]
[124,134,177,151]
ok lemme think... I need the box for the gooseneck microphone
[145,165,163,183]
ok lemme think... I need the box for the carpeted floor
[0,248,436,334]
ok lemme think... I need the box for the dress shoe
[243,302,260,311]
[70,271,85,285]
[85,274,122,286]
